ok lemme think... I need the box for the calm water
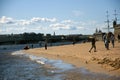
[0,51,70,80]
[0,43,120,80]
[0,43,74,80]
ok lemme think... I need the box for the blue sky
[0,0,120,35]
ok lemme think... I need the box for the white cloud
[19,17,57,25]
[0,16,107,34]
[50,23,72,30]
[49,20,86,31]
[62,20,73,24]
[77,26,84,29]
[0,16,57,26]
[31,17,57,23]
[18,20,32,25]
[0,16,14,24]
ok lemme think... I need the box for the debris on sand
[92,57,120,70]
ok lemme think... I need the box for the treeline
[0,32,44,44]
[0,32,89,45]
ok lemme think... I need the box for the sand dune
[24,41,120,77]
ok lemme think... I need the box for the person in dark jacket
[89,37,96,53]
[45,42,47,50]
[111,34,115,48]
[45,38,48,50]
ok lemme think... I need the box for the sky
[0,0,120,35]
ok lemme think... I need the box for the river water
[0,43,120,80]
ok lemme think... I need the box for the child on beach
[89,37,96,53]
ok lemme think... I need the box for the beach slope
[24,41,120,76]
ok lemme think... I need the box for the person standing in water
[45,42,47,50]
[31,44,33,48]
[89,37,96,53]
[45,38,48,50]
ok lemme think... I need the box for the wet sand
[24,41,120,78]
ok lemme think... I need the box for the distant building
[94,28,103,41]
[53,32,56,36]
[113,20,120,41]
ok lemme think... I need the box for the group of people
[103,32,115,50]
[89,32,115,53]
[24,32,116,51]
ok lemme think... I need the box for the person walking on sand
[103,34,106,43]
[111,34,115,48]
[105,33,110,50]
[89,37,96,53]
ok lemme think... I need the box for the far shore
[23,41,120,77]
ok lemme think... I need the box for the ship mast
[105,11,110,32]
[113,10,118,23]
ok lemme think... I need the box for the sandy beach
[24,41,120,77]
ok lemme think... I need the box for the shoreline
[23,41,120,77]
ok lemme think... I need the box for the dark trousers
[89,44,96,52]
